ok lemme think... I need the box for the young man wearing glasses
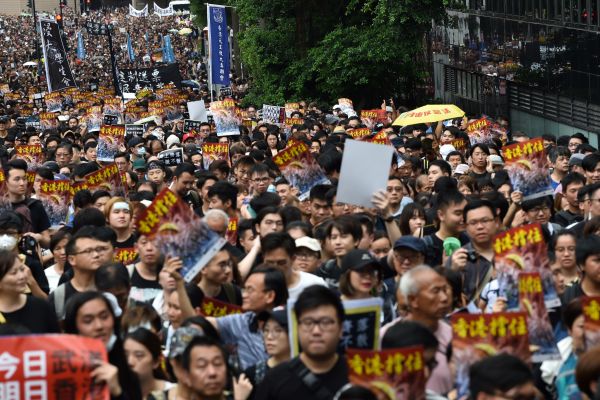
[255,285,349,400]
[48,226,115,319]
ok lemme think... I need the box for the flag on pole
[127,33,135,62]
[207,4,230,86]
[76,30,85,60]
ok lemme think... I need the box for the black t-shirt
[3,295,60,333]
[115,234,136,249]
[254,356,349,400]
[205,283,243,306]
[12,198,51,233]
[48,280,80,318]
[129,266,162,303]
[469,170,491,185]
[553,210,583,228]
[423,232,470,267]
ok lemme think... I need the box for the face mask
[0,234,17,251]
[137,147,146,155]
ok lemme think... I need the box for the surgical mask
[0,234,17,251]
[137,147,146,155]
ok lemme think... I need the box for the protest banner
[44,92,62,113]
[210,99,240,136]
[262,104,285,124]
[347,346,426,400]
[184,119,202,134]
[284,102,300,118]
[15,144,44,170]
[338,140,394,208]
[494,223,560,310]
[582,296,600,349]
[287,297,382,357]
[346,128,372,140]
[202,143,229,169]
[97,125,125,162]
[118,64,183,96]
[158,148,185,167]
[273,140,329,201]
[39,112,58,131]
[200,296,243,317]
[337,98,356,117]
[39,20,77,93]
[451,138,468,152]
[518,272,560,362]
[129,3,148,17]
[154,3,174,17]
[220,87,233,97]
[360,109,388,130]
[103,114,119,125]
[503,138,552,200]
[466,117,495,145]
[37,180,71,228]
[135,188,226,282]
[451,312,530,398]
[125,124,144,138]
[124,106,144,124]
[207,4,230,86]
[225,217,238,246]
[363,130,392,146]
[163,98,182,121]
[84,163,126,197]
[114,247,138,265]
[0,334,109,400]
[86,106,103,133]
[283,117,304,127]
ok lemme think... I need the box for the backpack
[13,198,37,233]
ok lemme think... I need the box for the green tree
[194,0,446,107]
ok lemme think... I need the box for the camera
[466,250,478,263]
[18,235,37,257]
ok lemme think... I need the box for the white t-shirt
[44,265,62,293]
[287,271,326,301]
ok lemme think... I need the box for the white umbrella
[23,61,37,67]
[168,28,179,34]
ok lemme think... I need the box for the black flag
[39,20,77,92]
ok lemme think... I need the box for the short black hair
[195,171,218,190]
[247,266,288,307]
[548,146,571,163]
[428,159,452,176]
[249,162,271,177]
[576,235,600,266]
[571,132,588,143]
[95,262,131,291]
[326,215,363,242]
[309,184,334,203]
[66,225,114,256]
[181,335,227,371]
[255,206,282,227]
[561,172,586,191]
[207,181,238,209]
[249,192,282,215]
[381,320,438,351]
[294,285,344,322]
[5,158,27,176]
[463,199,497,221]
[582,153,600,172]
[436,189,466,212]
[562,297,583,330]
[174,162,195,178]
[261,232,296,258]
[469,143,490,157]
[72,207,106,233]
[469,354,533,397]
[520,195,552,213]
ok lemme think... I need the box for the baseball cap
[393,236,426,254]
[256,306,288,330]
[439,144,456,160]
[295,236,321,253]
[489,154,504,166]
[183,133,195,142]
[569,153,585,167]
[127,136,144,148]
[340,249,381,273]
[454,164,470,175]
[168,326,203,359]
[132,159,146,171]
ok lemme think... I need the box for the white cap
[166,135,181,148]
[439,144,456,160]
[295,236,321,253]
[489,154,504,165]
[454,164,470,175]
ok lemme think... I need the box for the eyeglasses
[298,317,337,332]
[466,217,495,227]
[394,252,421,263]
[252,177,271,183]
[386,186,403,193]
[74,246,111,256]
[527,206,550,213]
[262,328,285,338]
[241,286,268,295]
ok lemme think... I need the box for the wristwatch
[384,215,395,223]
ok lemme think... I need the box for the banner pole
[207,3,213,102]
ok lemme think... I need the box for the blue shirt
[217,312,268,370]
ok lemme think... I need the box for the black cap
[340,249,381,274]
[127,136,144,148]
[257,306,288,329]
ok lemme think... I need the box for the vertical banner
[207,4,231,86]
[163,35,176,63]
[76,30,85,60]
[127,33,135,62]
[39,20,77,92]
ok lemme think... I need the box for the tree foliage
[192,0,447,107]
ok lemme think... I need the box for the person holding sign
[255,285,349,400]
[64,291,142,400]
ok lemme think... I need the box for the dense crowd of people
[3,4,600,400]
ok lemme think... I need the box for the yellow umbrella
[178,28,192,36]
[392,104,464,126]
